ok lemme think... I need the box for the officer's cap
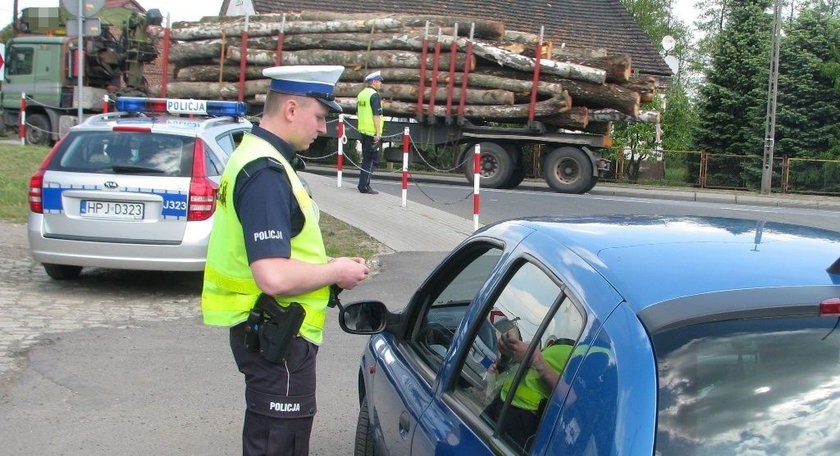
[364,70,384,83]
[263,65,345,112]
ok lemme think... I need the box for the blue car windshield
[652,316,840,456]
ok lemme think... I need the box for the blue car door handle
[398,411,411,439]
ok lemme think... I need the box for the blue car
[338,216,840,456]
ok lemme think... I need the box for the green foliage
[612,95,665,182]
[776,7,840,170]
[693,0,773,187]
[661,81,698,151]
[621,0,674,44]
[0,144,49,223]
[617,0,699,182]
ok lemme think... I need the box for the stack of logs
[153,11,660,134]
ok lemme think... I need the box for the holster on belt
[245,293,306,364]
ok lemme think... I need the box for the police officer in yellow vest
[202,65,370,456]
[356,70,384,194]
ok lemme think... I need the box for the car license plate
[80,200,145,220]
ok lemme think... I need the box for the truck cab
[1,6,162,146]
[1,36,93,145]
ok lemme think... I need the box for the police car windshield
[652,316,840,455]
[49,131,196,177]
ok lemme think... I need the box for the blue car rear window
[49,131,195,177]
[652,316,840,456]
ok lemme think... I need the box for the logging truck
[0,6,162,145]
[156,13,655,194]
[323,115,612,194]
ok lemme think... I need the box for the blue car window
[450,260,585,454]
[653,316,840,456]
[410,245,503,375]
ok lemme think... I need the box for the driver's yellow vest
[201,133,330,345]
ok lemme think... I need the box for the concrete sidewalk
[302,171,474,252]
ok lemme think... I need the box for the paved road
[3,168,839,454]
[0,170,466,454]
[0,218,445,455]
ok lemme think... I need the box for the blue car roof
[505,216,840,313]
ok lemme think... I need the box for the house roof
[222,0,671,77]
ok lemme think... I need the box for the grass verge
[0,143,387,260]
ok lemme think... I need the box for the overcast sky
[6,0,702,29]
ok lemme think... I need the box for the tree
[693,0,773,188]
[774,7,840,190]
[615,0,697,182]
[662,80,698,151]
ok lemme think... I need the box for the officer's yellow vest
[500,343,574,411]
[356,86,384,136]
[201,133,331,345]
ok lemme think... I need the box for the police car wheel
[354,397,375,456]
[43,264,82,280]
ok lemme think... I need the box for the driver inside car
[483,328,574,450]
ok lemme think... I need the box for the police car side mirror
[339,300,390,335]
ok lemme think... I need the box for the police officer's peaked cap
[263,65,345,112]
[364,70,383,83]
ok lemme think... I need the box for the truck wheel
[462,142,513,189]
[500,145,525,189]
[354,397,375,456]
[502,165,526,189]
[26,114,52,146]
[543,147,594,194]
[43,264,82,280]
[581,176,599,193]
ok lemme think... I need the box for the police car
[338,216,840,456]
[27,97,252,280]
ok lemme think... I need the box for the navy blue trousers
[230,323,319,456]
[357,134,380,191]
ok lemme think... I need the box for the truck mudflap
[582,146,612,177]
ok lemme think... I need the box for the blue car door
[411,238,624,456]
[367,242,506,455]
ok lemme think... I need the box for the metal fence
[609,149,840,196]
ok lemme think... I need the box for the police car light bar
[115,97,247,117]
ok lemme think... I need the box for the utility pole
[761,0,783,194]
[77,0,85,123]
[12,0,18,34]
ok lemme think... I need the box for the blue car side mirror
[339,300,389,335]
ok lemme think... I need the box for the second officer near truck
[356,70,385,194]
